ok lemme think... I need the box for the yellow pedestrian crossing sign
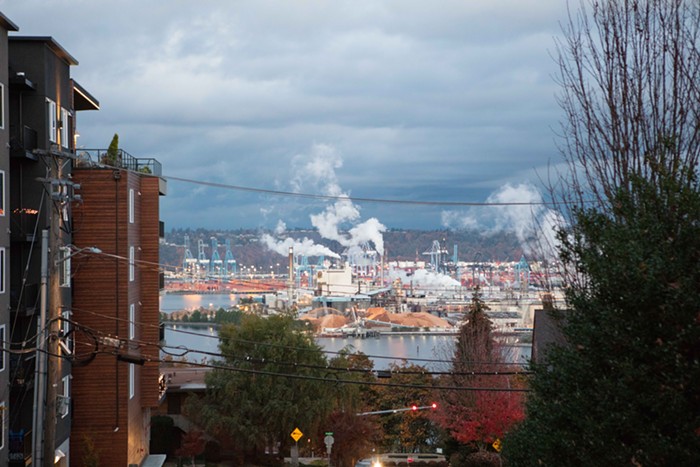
[291,427,303,442]
[492,438,502,452]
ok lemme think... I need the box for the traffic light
[411,404,418,411]
[431,402,438,409]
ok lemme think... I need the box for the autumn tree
[435,288,524,459]
[176,430,206,467]
[321,349,381,467]
[371,362,439,453]
[504,1,700,465]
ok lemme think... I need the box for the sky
[1,0,570,243]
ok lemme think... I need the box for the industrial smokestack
[288,246,294,286]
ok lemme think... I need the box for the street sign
[324,433,335,454]
[291,427,303,442]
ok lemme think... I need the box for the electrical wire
[160,174,558,208]
[81,304,529,366]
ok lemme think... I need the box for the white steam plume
[441,183,564,258]
[272,143,386,256]
[388,266,461,294]
[261,233,340,258]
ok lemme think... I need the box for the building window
[129,246,135,282]
[129,304,135,340]
[129,364,135,399]
[60,107,70,148]
[46,99,57,143]
[0,83,4,130]
[0,171,5,216]
[129,188,134,223]
[59,247,71,287]
[0,325,5,372]
[0,248,4,294]
[59,376,70,418]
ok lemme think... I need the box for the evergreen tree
[504,1,700,464]
[504,173,700,465]
[435,288,524,458]
[103,133,120,166]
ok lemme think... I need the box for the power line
[161,174,557,207]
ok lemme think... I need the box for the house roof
[0,12,19,32]
[163,366,210,392]
[9,36,78,65]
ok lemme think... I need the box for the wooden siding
[70,168,163,467]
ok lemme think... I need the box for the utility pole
[38,147,79,467]
[31,230,49,467]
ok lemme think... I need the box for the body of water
[160,293,531,370]
[162,324,531,371]
[160,293,239,313]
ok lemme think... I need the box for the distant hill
[160,228,526,271]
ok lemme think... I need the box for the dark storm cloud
[1,0,568,229]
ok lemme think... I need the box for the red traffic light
[411,404,418,411]
[431,402,437,409]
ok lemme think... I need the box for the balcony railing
[10,353,35,389]
[10,282,39,317]
[9,125,38,159]
[9,429,32,464]
[75,148,162,176]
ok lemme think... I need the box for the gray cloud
[2,0,568,229]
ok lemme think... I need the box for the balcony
[9,429,32,465]
[10,208,40,242]
[75,148,162,176]
[10,353,35,391]
[10,282,39,317]
[9,125,39,160]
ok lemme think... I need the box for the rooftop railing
[75,148,162,176]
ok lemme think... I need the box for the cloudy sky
[2,0,569,234]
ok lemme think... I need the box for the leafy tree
[504,1,700,465]
[435,288,523,454]
[185,315,334,461]
[189,309,202,322]
[322,410,380,467]
[214,307,243,324]
[322,349,380,467]
[371,362,438,452]
[505,173,700,465]
[175,430,206,467]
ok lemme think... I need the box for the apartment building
[2,13,167,466]
[71,151,167,467]
[7,33,98,466]
[0,12,18,467]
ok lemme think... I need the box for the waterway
[160,293,532,370]
[160,292,239,313]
